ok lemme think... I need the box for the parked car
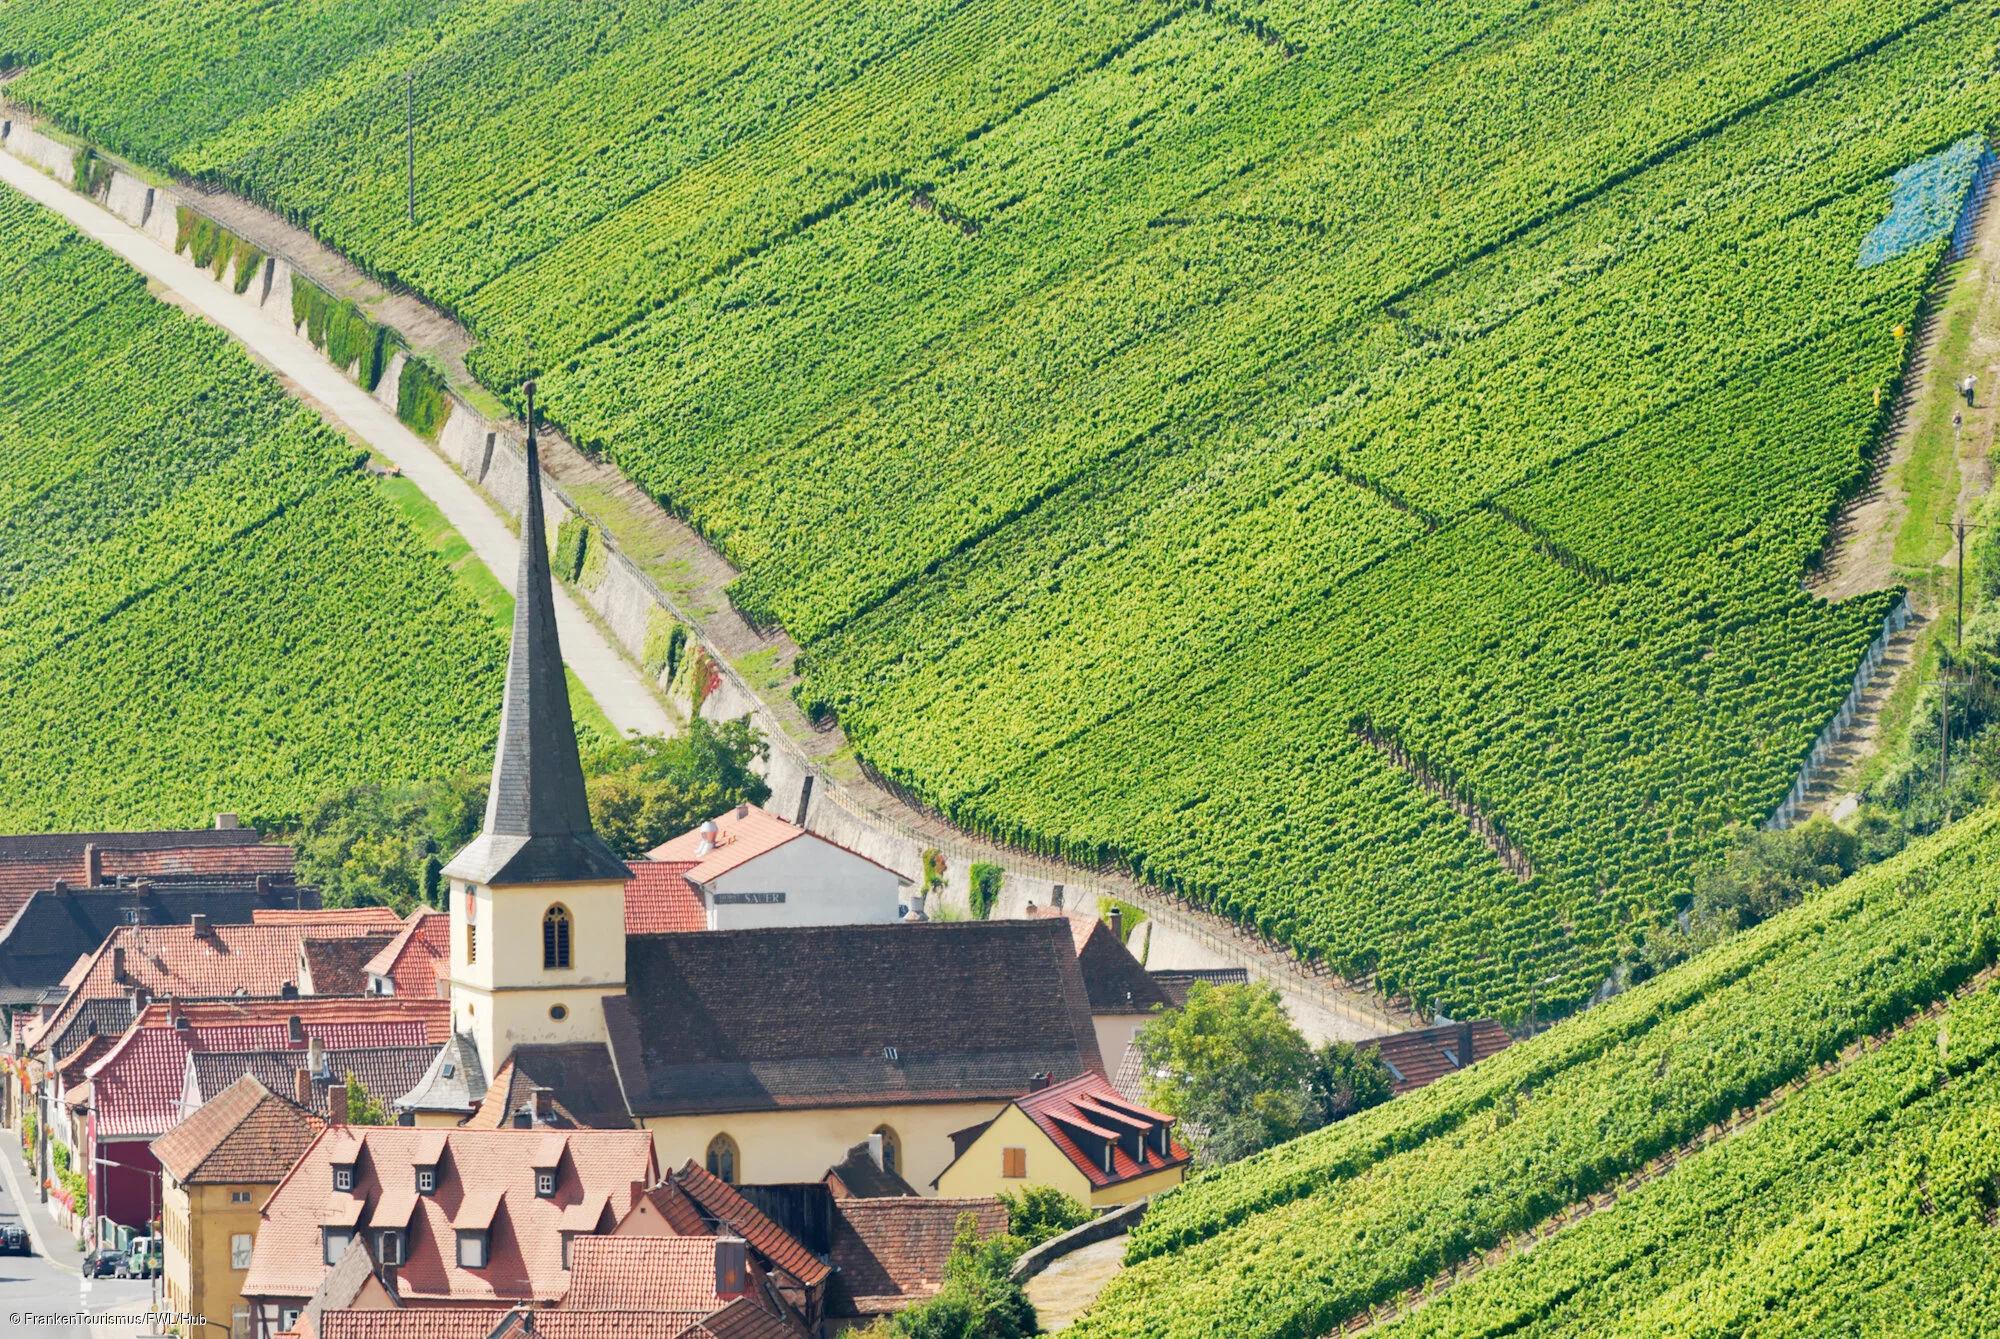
[0,1226,28,1254]
[81,1247,123,1277]
[116,1238,161,1278]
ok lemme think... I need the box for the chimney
[50,879,68,898]
[715,1238,748,1298]
[866,1132,885,1171]
[287,1015,305,1047]
[295,1065,312,1107]
[190,913,210,938]
[1028,1072,1051,1093]
[84,843,103,886]
[533,1088,553,1122]
[112,947,127,984]
[308,1037,326,1078]
[215,813,240,830]
[1107,906,1123,941]
[255,874,272,898]
[734,803,749,820]
[328,1083,348,1126]
[133,880,154,899]
[1457,1021,1474,1070]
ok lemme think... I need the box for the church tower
[442,383,631,1079]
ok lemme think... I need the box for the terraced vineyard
[3,0,1997,1012]
[1069,807,2000,1337]
[0,189,509,828]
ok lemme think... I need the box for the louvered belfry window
[544,904,573,969]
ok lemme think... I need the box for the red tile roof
[243,1127,657,1305]
[88,1008,436,1139]
[152,1074,325,1185]
[255,908,406,929]
[313,1313,509,1339]
[826,1197,1009,1316]
[301,936,398,996]
[1360,1019,1514,1094]
[360,910,451,997]
[670,1161,831,1287]
[646,806,898,886]
[0,836,294,925]
[623,861,705,935]
[1010,1071,1188,1190]
[24,919,418,1053]
[562,1235,734,1310]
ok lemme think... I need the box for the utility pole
[406,71,416,226]
[1938,516,1989,647]
[1924,673,1967,824]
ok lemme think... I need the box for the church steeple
[443,382,630,887]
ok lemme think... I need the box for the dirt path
[1025,1236,1129,1332]
[0,149,674,740]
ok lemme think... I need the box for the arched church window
[873,1124,901,1177]
[706,1133,739,1184]
[543,904,573,969]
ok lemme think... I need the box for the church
[426,393,1105,1191]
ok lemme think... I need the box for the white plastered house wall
[698,833,902,929]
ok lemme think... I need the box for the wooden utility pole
[406,71,416,226]
[1924,672,1967,823]
[1939,516,1988,647]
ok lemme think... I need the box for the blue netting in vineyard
[1858,135,1989,268]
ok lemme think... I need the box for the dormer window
[333,1166,354,1192]
[457,1231,488,1269]
[1101,1141,1114,1175]
[376,1230,404,1266]
[322,1228,352,1266]
[536,1169,556,1197]
[1155,1126,1170,1157]
[416,1167,436,1194]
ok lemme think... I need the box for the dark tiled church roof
[443,390,628,888]
[465,1043,633,1129]
[606,920,1103,1117]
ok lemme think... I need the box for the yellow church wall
[641,1101,1007,1192]
[450,877,628,1076]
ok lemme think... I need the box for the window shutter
[1002,1147,1027,1178]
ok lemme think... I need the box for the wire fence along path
[1766,594,1913,830]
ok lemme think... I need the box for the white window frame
[416,1167,436,1193]
[333,1166,353,1192]
[457,1231,488,1269]
[229,1233,253,1270]
[323,1229,352,1266]
[230,1189,252,1204]
[536,1170,555,1197]
[377,1230,404,1265]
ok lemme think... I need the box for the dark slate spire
[444,383,631,887]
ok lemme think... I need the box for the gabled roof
[152,1074,325,1185]
[362,910,451,996]
[606,919,1103,1117]
[0,878,318,1004]
[187,1045,444,1121]
[1003,1071,1188,1190]
[669,1161,830,1288]
[824,1143,919,1199]
[24,918,412,1053]
[296,1233,401,1339]
[1062,915,1171,1016]
[562,1235,734,1310]
[90,1007,440,1140]
[645,806,898,887]
[442,412,629,890]
[243,1127,657,1304]
[464,1045,631,1130]
[1360,1019,1513,1093]
[623,861,704,935]
[0,826,291,925]
[395,1031,486,1115]
[314,1312,508,1339]
[825,1197,1009,1317]
[301,935,398,996]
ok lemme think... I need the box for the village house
[153,1074,326,1339]
[181,1038,446,1124]
[639,804,905,931]
[934,1071,1188,1207]
[1027,906,1174,1077]
[1360,1019,1515,1092]
[824,1195,1010,1327]
[362,909,451,998]
[392,1034,489,1127]
[239,1125,658,1337]
[0,819,296,941]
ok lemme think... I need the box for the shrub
[995,1184,1092,1248]
[553,516,589,584]
[395,354,452,438]
[968,862,1003,919]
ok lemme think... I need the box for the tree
[581,718,771,855]
[1643,817,1862,973]
[1309,1041,1395,1123]
[995,1184,1091,1249]
[343,1072,391,1126]
[1135,982,1322,1165]
[869,1213,1037,1339]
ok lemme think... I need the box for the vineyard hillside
[1071,805,2000,1337]
[4,0,1998,1012]
[0,188,513,829]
